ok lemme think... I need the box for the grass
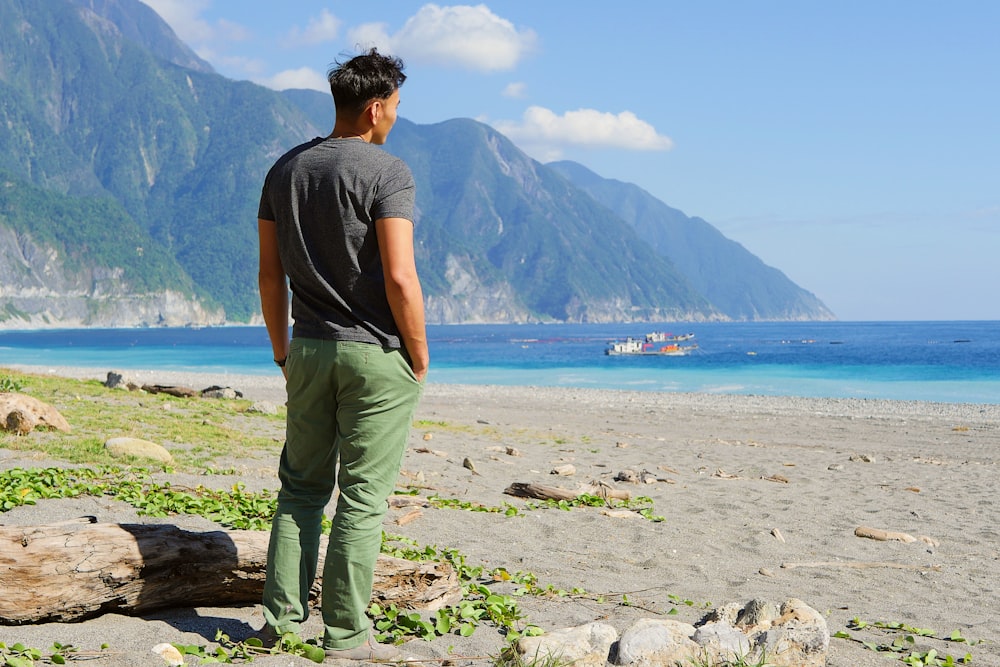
[0,369,285,470]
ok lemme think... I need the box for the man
[256,48,428,661]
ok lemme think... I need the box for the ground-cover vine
[834,617,977,666]
[3,466,987,665]
[0,467,545,657]
[0,641,75,667]
[422,490,665,522]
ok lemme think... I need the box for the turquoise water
[0,321,997,404]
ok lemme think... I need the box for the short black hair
[327,48,406,116]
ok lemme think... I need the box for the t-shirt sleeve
[371,158,415,224]
[257,175,274,221]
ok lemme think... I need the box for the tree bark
[504,481,631,502]
[0,519,461,624]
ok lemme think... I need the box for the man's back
[259,136,415,346]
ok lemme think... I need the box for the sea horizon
[1,320,997,405]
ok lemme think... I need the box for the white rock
[105,437,174,464]
[517,622,619,667]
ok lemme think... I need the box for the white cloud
[284,9,342,46]
[143,0,254,73]
[349,4,536,72]
[493,106,674,152]
[502,82,527,98]
[215,18,252,42]
[259,68,330,93]
[142,0,214,42]
[199,50,267,77]
[345,22,393,53]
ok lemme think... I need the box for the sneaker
[323,638,403,662]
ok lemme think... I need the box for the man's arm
[375,217,429,382]
[258,218,289,377]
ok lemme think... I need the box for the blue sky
[143,1,999,321]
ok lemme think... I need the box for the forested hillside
[0,0,833,326]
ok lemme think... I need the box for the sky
[142,1,999,321]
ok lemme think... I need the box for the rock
[551,464,576,476]
[615,469,639,483]
[518,622,618,667]
[0,393,71,433]
[151,643,185,666]
[611,618,700,666]
[246,401,278,415]
[5,408,35,435]
[104,437,174,464]
[615,469,657,484]
[700,598,829,667]
[753,599,829,667]
[692,622,753,665]
[735,599,783,631]
[200,385,242,399]
[517,598,829,667]
[104,371,135,391]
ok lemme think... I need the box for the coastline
[6,363,998,420]
[2,365,999,666]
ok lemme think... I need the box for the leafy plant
[423,490,665,523]
[687,649,776,667]
[837,618,977,665]
[0,641,80,666]
[0,376,25,393]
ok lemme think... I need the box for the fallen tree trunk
[504,481,631,502]
[0,519,461,624]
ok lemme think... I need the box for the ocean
[0,321,997,404]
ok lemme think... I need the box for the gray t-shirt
[258,137,416,348]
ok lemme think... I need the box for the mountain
[68,0,215,74]
[0,0,320,324]
[0,0,833,327]
[547,161,835,321]
[385,118,717,322]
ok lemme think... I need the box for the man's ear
[365,99,382,126]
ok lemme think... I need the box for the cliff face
[0,0,836,328]
[0,226,224,328]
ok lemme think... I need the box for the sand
[2,365,999,666]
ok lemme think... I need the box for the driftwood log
[0,519,461,624]
[504,481,631,502]
[140,384,199,398]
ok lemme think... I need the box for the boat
[644,331,695,343]
[605,332,698,356]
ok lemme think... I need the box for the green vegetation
[834,618,977,666]
[0,641,83,667]
[0,173,194,296]
[0,374,25,393]
[1,371,986,665]
[0,370,283,469]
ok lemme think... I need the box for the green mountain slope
[0,0,320,320]
[548,161,835,320]
[385,119,713,321]
[0,0,834,325]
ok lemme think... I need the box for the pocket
[396,348,422,385]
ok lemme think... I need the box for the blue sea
[0,321,997,404]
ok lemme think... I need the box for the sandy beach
[2,365,999,666]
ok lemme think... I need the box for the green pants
[262,338,423,649]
